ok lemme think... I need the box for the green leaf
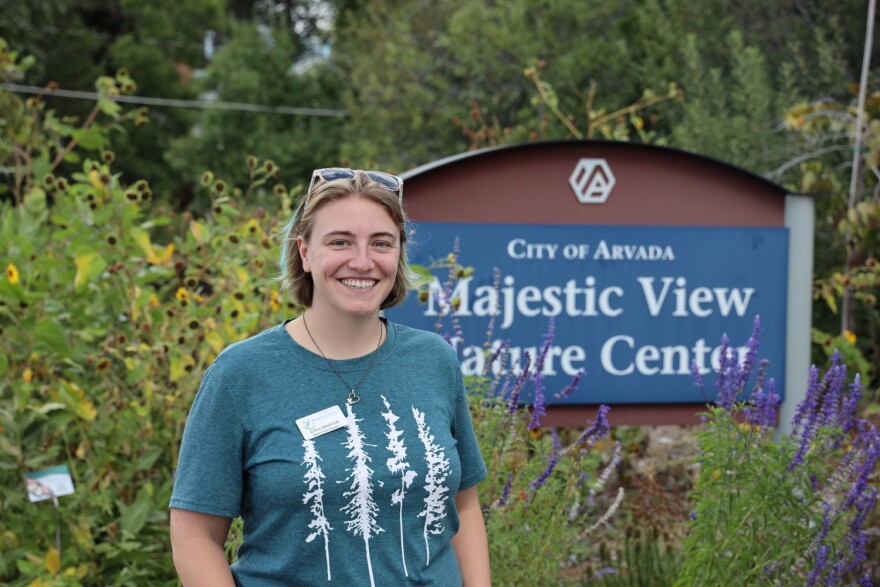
[98,98,122,118]
[36,402,68,415]
[135,448,163,471]
[0,354,7,377]
[73,249,108,289]
[23,188,48,215]
[119,493,151,536]
[34,318,71,357]
[0,435,21,459]
[71,127,106,150]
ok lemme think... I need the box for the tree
[166,22,346,208]
[333,0,648,170]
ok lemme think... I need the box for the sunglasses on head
[306,168,404,207]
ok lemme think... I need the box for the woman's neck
[292,308,384,360]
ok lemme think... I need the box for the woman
[170,169,491,586]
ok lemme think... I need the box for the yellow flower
[843,330,857,344]
[23,368,33,383]
[175,287,190,303]
[269,290,282,312]
[6,263,19,285]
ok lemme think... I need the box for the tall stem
[841,0,877,333]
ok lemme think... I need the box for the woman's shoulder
[389,321,457,357]
[211,322,287,372]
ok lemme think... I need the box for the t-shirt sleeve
[450,350,487,491]
[170,362,244,518]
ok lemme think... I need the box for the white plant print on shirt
[301,439,332,581]
[341,404,384,587]
[412,406,451,567]
[381,395,418,577]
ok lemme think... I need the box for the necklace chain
[301,312,383,405]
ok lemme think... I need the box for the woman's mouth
[340,278,377,290]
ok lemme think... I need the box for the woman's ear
[297,236,311,273]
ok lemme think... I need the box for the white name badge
[295,405,348,440]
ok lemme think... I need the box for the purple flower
[496,472,513,508]
[714,333,736,409]
[551,428,562,452]
[575,404,611,446]
[733,315,762,395]
[805,544,828,586]
[506,351,531,415]
[591,567,618,579]
[840,374,863,434]
[530,449,560,493]
[528,319,555,430]
[555,369,585,400]
[745,378,780,428]
[843,426,880,510]
[526,378,546,431]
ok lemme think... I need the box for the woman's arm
[170,508,237,587]
[452,486,491,587]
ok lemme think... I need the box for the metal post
[778,194,815,436]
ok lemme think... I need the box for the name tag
[295,405,347,440]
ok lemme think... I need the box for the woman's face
[297,194,400,319]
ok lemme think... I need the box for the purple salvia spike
[575,404,611,446]
[506,351,531,415]
[840,374,862,434]
[555,369,585,400]
[734,315,762,397]
[529,450,561,493]
[791,364,821,434]
[551,427,562,452]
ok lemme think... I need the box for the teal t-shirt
[170,319,487,586]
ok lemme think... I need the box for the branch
[766,144,851,180]
[50,102,101,171]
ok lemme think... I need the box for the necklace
[301,312,384,405]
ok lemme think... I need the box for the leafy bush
[1,39,296,585]
[675,318,879,586]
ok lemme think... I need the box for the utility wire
[1,82,348,118]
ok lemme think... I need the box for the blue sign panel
[389,223,789,405]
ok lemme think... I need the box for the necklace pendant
[347,390,360,405]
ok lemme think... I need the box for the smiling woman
[169,169,491,587]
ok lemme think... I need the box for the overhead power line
[1,83,348,118]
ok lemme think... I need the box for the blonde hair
[279,170,415,309]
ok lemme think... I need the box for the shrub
[675,317,879,586]
[1,39,295,584]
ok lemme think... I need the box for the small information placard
[25,465,75,503]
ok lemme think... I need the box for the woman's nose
[349,247,373,271]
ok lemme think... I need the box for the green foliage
[472,390,617,584]
[675,398,876,585]
[334,0,655,169]
[0,49,298,585]
[167,22,346,208]
[671,30,791,172]
[0,0,227,198]
[590,529,679,586]
[780,94,880,403]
